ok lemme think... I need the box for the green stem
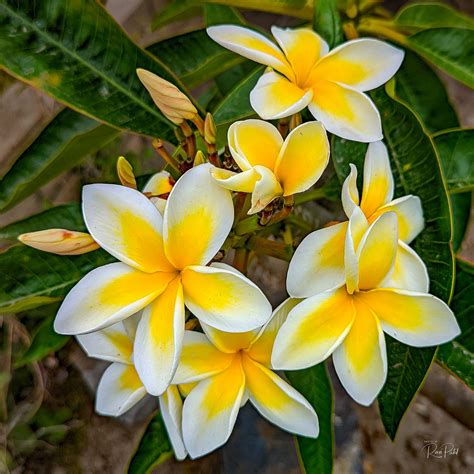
[357,19,409,45]
[234,215,262,236]
[247,236,293,262]
[286,214,314,234]
[294,188,327,205]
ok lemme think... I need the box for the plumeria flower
[272,209,460,405]
[172,299,319,458]
[288,141,427,298]
[76,316,187,460]
[54,164,272,396]
[207,25,404,142]
[142,170,174,214]
[211,119,329,214]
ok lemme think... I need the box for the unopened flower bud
[204,113,217,145]
[117,156,137,189]
[136,68,197,125]
[18,229,99,255]
[193,150,207,167]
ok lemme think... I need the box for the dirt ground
[0,1,473,473]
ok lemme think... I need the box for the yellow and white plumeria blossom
[207,25,404,142]
[211,119,329,214]
[76,316,187,460]
[272,209,460,405]
[172,299,319,459]
[54,164,272,396]
[287,140,427,298]
[142,170,174,214]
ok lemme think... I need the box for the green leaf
[433,129,474,194]
[313,0,344,48]
[406,28,474,88]
[437,258,474,389]
[394,50,459,133]
[333,84,455,439]
[149,30,244,89]
[449,192,471,253]
[395,2,474,31]
[0,109,120,212]
[0,203,83,248]
[0,0,183,137]
[204,4,245,26]
[128,412,173,474]
[285,363,333,474]
[213,66,262,146]
[0,245,114,314]
[151,0,202,31]
[15,315,69,367]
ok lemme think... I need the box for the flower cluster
[19,25,460,460]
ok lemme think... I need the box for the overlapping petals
[211,119,329,213]
[274,208,460,405]
[207,25,404,142]
[55,164,272,396]
[173,306,319,459]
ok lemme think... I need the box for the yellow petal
[271,287,355,370]
[134,277,185,395]
[54,262,176,334]
[181,264,272,332]
[76,320,132,364]
[308,38,404,91]
[143,171,173,196]
[201,322,260,354]
[380,241,429,292]
[242,355,318,437]
[333,298,387,406]
[359,288,460,347]
[271,26,328,86]
[210,167,259,193]
[207,25,294,80]
[274,121,329,196]
[341,164,360,217]
[357,212,398,290]
[250,71,313,120]
[82,184,174,273]
[182,356,245,458]
[360,141,394,218]
[229,119,283,171]
[172,331,234,384]
[96,362,146,417]
[309,81,382,142]
[287,222,347,298]
[248,165,283,214]
[371,195,424,244]
[164,164,234,269]
[248,298,301,367]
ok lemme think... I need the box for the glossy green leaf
[394,50,458,133]
[149,30,244,89]
[128,412,173,474]
[407,28,474,88]
[0,109,119,212]
[395,2,474,31]
[285,363,333,474]
[151,0,202,31]
[0,0,183,137]
[0,203,83,248]
[449,192,471,253]
[0,245,114,314]
[15,315,69,367]
[213,66,262,146]
[437,258,474,389]
[204,3,245,26]
[434,129,474,194]
[313,0,344,48]
[333,84,455,439]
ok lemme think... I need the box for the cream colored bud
[289,112,302,131]
[136,68,197,125]
[193,150,207,167]
[117,156,137,189]
[18,229,99,255]
[204,113,216,145]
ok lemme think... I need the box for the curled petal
[201,322,259,354]
[143,171,173,196]
[309,81,382,142]
[211,167,259,193]
[250,71,313,120]
[341,164,360,217]
[248,165,283,214]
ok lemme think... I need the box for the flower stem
[357,18,408,45]
[233,248,249,274]
[247,236,293,262]
[294,187,327,205]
